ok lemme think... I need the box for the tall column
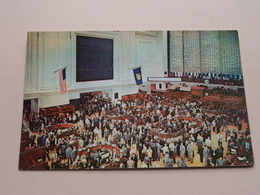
[25,32,39,93]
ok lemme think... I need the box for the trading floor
[19,87,253,170]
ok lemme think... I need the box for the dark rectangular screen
[76,36,113,82]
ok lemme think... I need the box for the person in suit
[156,142,161,161]
[93,126,99,140]
[138,143,144,162]
[177,158,187,167]
[147,147,153,166]
[203,146,210,166]
[50,150,58,169]
[71,146,78,162]
[179,142,186,160]
[71,159,78,169]
[198,144,204,163]
[211,147,217,166]
[143,155,150,168]
[165,157,175,168]
[104,128,109,142]
[187,142,194,163]
[216,157,224,166]
[131,153,138,168]
[127,157,135,168]
[65,146,72,164]
[164,151,170,165]
[205,137,212,151]
[81,156,87,169]
[207,156,214,167]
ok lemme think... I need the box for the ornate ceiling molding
[135,31,157,38]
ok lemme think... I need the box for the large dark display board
[76,36,113,82]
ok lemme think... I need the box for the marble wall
[24,31,167,108]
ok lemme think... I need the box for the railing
[173,77,244,86]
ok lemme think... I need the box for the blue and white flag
[133,67,143,85]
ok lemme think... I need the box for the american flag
[59,68,67,94]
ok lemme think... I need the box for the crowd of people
[21,90,253,170]
[170,72,243,81]
[169,72,243,86]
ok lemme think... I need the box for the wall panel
[183,31,201,73]
[169,31,183,72]
[220,31,242,74]
[200,31,220,73]
[169,30,242,75]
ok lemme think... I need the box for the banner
[133,67,143,85]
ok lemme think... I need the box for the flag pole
[54,66,68,73]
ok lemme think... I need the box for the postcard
[19,31,254,170]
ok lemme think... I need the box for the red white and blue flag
[59,68,67,94]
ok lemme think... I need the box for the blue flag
[133,67,143,85]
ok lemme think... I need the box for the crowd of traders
[22,91,253,169]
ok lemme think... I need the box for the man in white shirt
[94,126,99,140]
[205,137,212,150]
[216,133,223,146]
[51,150,58,169]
